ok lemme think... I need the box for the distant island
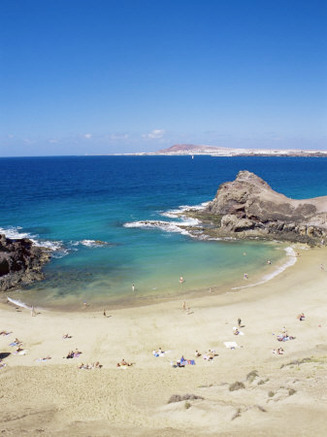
[130,144,327,157]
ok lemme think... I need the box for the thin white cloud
[83,133,92,139]
[142,129,165,139]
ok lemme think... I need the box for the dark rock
[0,234,51,292]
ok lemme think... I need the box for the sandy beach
[1,246,327,436]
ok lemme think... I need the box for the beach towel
[224,341,238,349]
[9,342,19,347]
[15,350,27,355]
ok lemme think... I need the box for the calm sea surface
[1,155,326,309]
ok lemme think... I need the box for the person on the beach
[117,358,133,367]
[297,312,305,321]
[182,301,186,311]
[179,276,184,284]
[238,318,242,327]
[233,327,240,335]
[244,273,248,280]
[132,283,135,292]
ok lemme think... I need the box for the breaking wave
[123,201,208,237]
[124,217,200,237]
[0,226,63,253]
[231,246,297,290]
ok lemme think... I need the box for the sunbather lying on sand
[176,356,196,366]
[14,347,27,355]
[62,333,72,339]
[0,331,12,336]
[9,338,22,347]
[277,334,295,341]
[78,361,103,370]
[272,347,284,355]
[203,349,218,360]
[153,347,167,357]
[65,349,82,359]
[117,359,133,367]
[36,356,52,362]
[297,312,305,321]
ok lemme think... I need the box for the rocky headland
[0,234,51,291]
[185,171,327,245]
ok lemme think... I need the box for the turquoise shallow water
[1,155,326,309]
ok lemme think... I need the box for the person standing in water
[132,283,135,292]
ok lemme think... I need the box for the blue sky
[1,0,326,156]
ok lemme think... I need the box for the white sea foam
[124,218,200,236]
[0,226,35,241]
[79,239,110,248]
[231,246,297,290]
[7,296,32,310]
[0,226,64,255]
[161,201,210,218]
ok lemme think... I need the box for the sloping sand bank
[1,247,327,436]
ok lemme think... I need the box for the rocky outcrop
[0,234,51,291]
[199,171,327,245]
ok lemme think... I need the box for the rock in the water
[202,171,327,244]
[0,234,51,291]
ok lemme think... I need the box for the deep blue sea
[1,155,327,310]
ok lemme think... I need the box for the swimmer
[179,276,184,284]
[243,273,248,280]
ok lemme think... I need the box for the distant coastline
[87,144,327,158]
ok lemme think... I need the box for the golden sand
[1,246,327,436]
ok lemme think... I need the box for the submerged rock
[191,171,327,245]
[0,234,51,291]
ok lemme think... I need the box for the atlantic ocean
[1,155,326,309]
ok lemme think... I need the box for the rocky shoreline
[182,171,327,246]
[0,234,51,292]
